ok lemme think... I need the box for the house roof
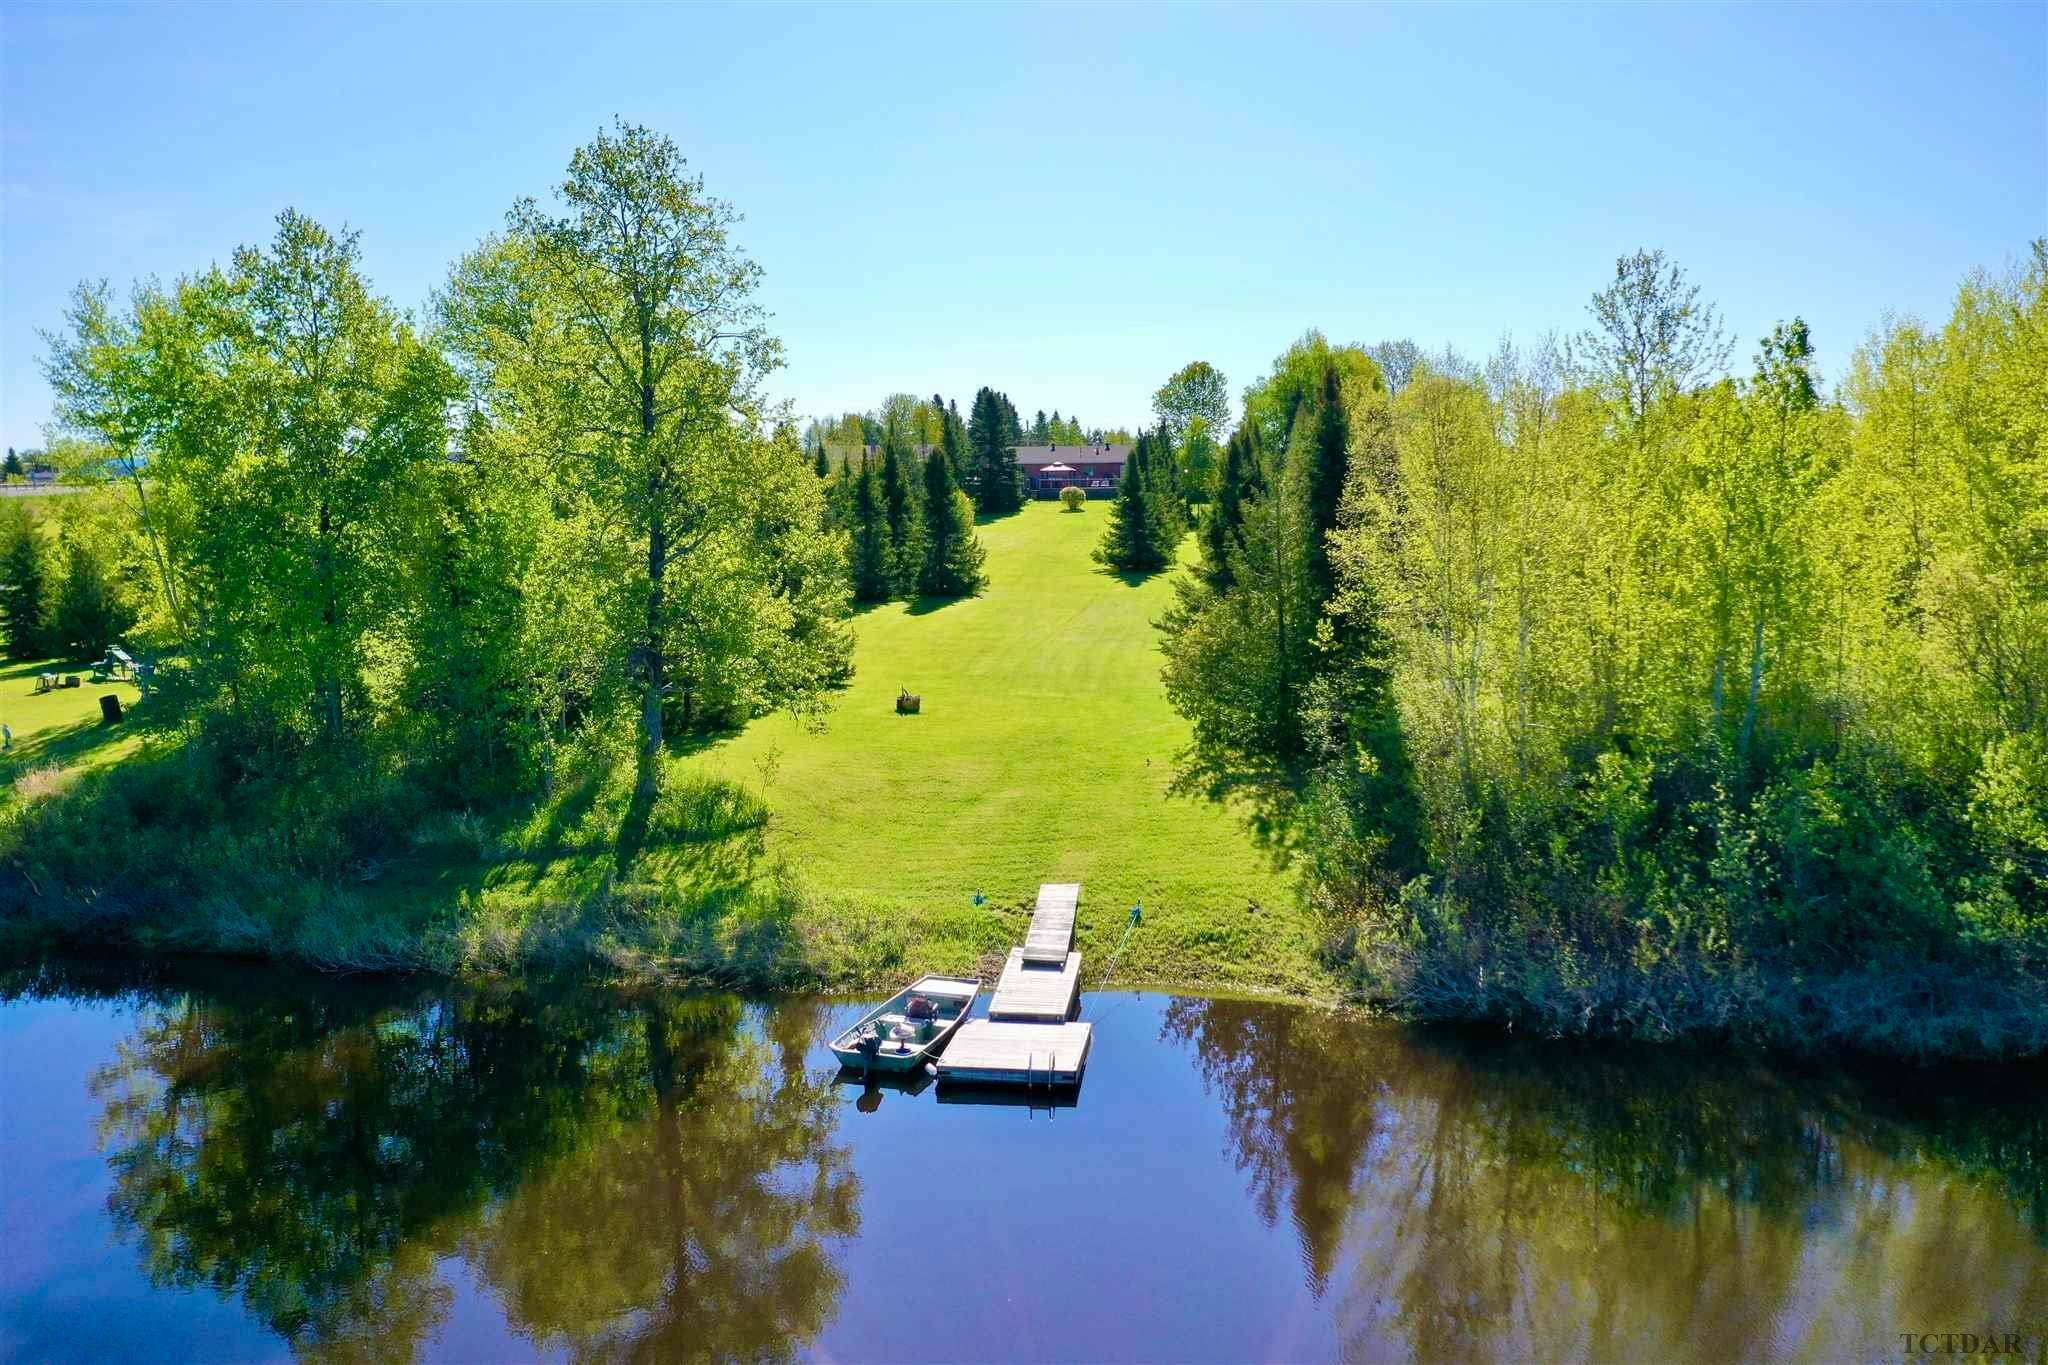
[856,441,1128,469]
[1014,444,1127,468]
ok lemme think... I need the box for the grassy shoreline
[3,503,2043,1058]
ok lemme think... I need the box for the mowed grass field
[1,505,1324,999]
[0,658,145,790]
[682,499,1321,995]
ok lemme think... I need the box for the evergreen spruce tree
[1095,430,1166,572]
[53,540,131,658]
[969,386,1022,515]
[879,434,925,596]
[0,518,50,659]
[939,398,966,484]
[827,459,854,530]
[849,455,891,602]
[1,449,21,481]
[813,444,830,478]
[918,449,987,596]
[1202,425,1262,592]
[1296,360,1351,610]
[1149,423,1188,546]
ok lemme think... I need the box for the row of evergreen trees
[828,424,987,604]
[0,501,139,661]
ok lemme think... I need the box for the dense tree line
[824,398,986,605]
[0,494,142,661]
[40,122,851,807]
[1161,251,2048,1045]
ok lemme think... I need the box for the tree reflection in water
[35,959,2045,1364]
[86,974,855,1361]
[1164,997,2048,1363]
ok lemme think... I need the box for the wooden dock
[1022,882,1080,964]
[937,1020,1093,1086]
[988,947,1082,1022]
[931,881,1095,1090]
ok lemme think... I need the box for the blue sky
[2,1,2042,453]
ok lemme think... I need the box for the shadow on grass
[3,713,138,782]
[1093,564,1166,588]
[904,592,978,616]
[0,656,102,684]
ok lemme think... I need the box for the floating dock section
[935,882,1093,1090]
[937,1020,1092,1087]
[989,947,1081,1021]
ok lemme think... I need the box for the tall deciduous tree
[444,121,808,796]
[1153,360,1230,500]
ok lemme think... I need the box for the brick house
[1015,443,1128,499]
[857,441,1130,499]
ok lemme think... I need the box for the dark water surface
[1,960,2043,1363]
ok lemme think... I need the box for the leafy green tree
[1241,331,1380,453]
[1154,360,1230,500]
[876,393,924,449]
[441,121,842,795]
[89,211,456,746]
[1569,248,1734,737]
[1367,339,1425,394]
[396,420,596,795]
[918,449,986,597]
[45,219,457,748]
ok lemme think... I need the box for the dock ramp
[1022,882,1080,964]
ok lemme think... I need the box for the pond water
[1,959,2043,1363]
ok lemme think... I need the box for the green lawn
[0,657,145,789]
[5,505,1325,999]
[676,500,1319,995]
